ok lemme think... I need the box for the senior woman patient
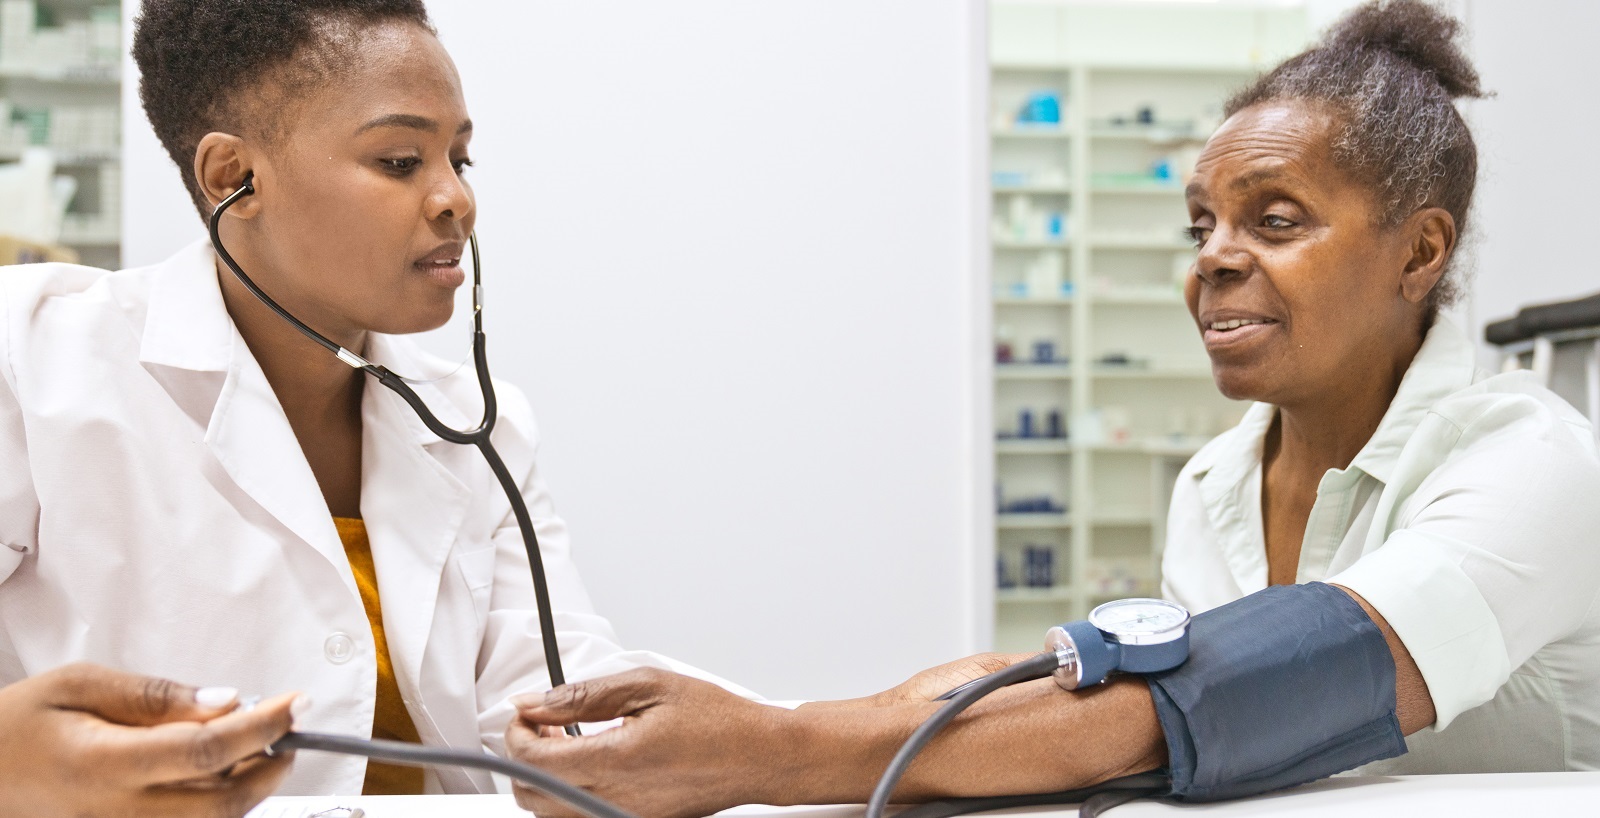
[502,2,1600,816]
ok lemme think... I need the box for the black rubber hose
[272,732,632,818]
[866,652,1062,818]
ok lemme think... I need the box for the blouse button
[324,632,356,665]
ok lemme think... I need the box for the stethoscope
[207,173,579,738]
[206,175,1170,818]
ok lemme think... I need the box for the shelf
[1088,127,1206,144]
[995,510,1158,529]
[990,61,1075,73]
[1083,584,1160,602]
[1083,62,1266,75]
[0,147,119,164]
[992,184,1072,195]
[996,440,1071,455]
[996,364,1071,381]
[993,292,1184,307]
[0,64,120,85]
[1087,438,1207,458]
[994,437,1207,458]
[989,31,1267,629]
[995,364,1213,380]
[1093,291,1185,306]
[992,127,1074,140]
[993,238,1073,251]
[1091,364,1212,379]
[1089,184,1184,196]
[1089,510,1156,527]
[59,227,119,247]
[992,60,1267,76]
[994,295,1073,306]
[997,513,1071,530]
[1089,236,1195,251]
[997,587,1076,604]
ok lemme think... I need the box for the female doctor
[0,0,746,801]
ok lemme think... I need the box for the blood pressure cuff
[1146,582,1408,801]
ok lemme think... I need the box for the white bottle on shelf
[1026,250,1064,299]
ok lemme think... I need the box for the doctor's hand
[0,663,302,817]
[506,667,806,818]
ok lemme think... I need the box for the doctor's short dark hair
[132,0,434,219]
[1226,0,1487,313]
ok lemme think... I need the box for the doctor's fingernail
[291,694,314,723]
[511,693,545,710]
[195,687,239,709]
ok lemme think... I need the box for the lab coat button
[324,632,356,664]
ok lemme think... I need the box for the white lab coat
[0,239,753,795]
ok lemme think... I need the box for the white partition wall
[121,0,991,700]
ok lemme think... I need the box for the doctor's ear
[194,132,262,219]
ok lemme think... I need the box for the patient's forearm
[770,677,1166,805]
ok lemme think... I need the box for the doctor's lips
[414,241,467,288]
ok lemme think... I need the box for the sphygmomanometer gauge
[1047,597,1191,690]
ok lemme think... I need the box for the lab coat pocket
[455,545,497,625]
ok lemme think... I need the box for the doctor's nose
[427,172,474,225]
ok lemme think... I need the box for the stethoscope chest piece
[1046,597,1190,690]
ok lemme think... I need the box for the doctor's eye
[380,156,422,174]
[452,157,474,174]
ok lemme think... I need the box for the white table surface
[250,771,1600,817]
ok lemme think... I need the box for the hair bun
[1324,0,1485,99]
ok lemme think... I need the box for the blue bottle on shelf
[1017,91,1061,126]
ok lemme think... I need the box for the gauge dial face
[1088,598,1189,644]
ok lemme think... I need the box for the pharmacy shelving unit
[988,1,1311,652]
[0,0,122,269]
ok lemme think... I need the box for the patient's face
[235,19,476,341]
[1181,101,1417,406]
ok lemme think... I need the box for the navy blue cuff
[1146,582,1408,801]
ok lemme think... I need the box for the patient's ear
[195,132,261,219]
[1398,207,1456,306]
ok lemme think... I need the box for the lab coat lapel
[204,333,353,584]
[358,335,471,700]
[141,239,352,583]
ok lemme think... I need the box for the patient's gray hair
[1227,0,1487,311]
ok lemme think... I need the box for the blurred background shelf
[997,513,1072,530]
[988,0,1299,651]
[0,0,124,270]
[997,586,1077,605]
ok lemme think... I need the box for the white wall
[1462,0,1600,359]
[122,0,991,700]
